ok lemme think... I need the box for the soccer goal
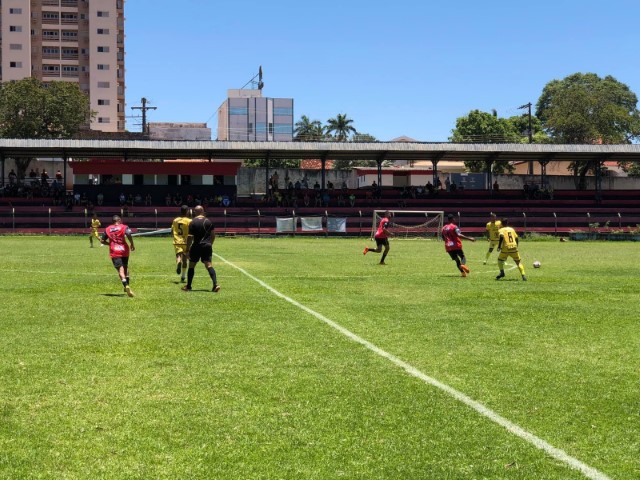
[371,210,444,239]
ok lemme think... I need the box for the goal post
[371,210,444,239]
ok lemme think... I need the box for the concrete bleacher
[1,188,639,236]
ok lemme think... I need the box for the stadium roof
[0,139,639,164]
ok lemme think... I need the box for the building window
[9,44,23,50]
[97,64,110,70]
[62,31,78,40]
[42,30,58,39]
[43,65,60,72]
[97,11,110,17]
[98,117,111,123]
[274,124,292,134]
[97,28,110,35]
[274,107,293,116]
[9,26,23,32]
[9,8,23,14]
[97,46,110,53]
[10,62,23,68]
[97,81,110,88]
[229,107,248,115]
[98,99,110,106]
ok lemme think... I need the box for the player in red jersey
[441,214,475,277]
[100,215,136,297]
[363,210,394,265]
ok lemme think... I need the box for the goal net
[371,210,444,239]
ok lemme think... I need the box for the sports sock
[207,266,218,286]
[518,263,526,276]
[187,268,195,287]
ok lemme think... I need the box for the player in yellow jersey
[89,212,101,248]
[496,218,527,281]
[484,213,502,264]
[172,205,192,282]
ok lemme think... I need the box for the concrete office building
[0,0,125,132]
[217,89,293,142]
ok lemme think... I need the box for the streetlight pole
[519,102,533,174]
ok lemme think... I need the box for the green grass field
[1,235,638,479]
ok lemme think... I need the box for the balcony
[42,0,60,6]
[61,0,78,7]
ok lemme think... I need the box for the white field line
[215,252,611,480]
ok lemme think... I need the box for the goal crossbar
[371,210,444,239]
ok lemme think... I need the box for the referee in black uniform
[182,205,221,292]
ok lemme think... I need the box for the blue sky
[125,0,640,142]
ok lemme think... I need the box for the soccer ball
[533,261,541,268]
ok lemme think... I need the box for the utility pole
[131,97,157,135]
[519,102,533,174]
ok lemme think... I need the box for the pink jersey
[105,223,130,258]
[442,223,462,252]
[375,217,389,239]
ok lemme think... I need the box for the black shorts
[447,249,465,261]
[111,256,129,269]
[189,244,213,263]
[375,237,389,248]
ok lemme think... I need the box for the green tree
[450,110,521,173]
[536,73,640,188]
[325,113,356,142]
[332,133,380,169]
[0,77,93,178]
[536,73,640,144]
[294,115,325,142]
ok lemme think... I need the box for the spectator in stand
[145,193,152,206]
[349,193,356,207]
[8,169,18,185]
[426,181,434,195]
[341,180,348,191]
[314,190,322,207]
[97,192,104,206]
[337,193,345,207]
[493,180,500,193]
[80,192,88,207]
[41,170,50,186]
[74,191,81,205]
[294,180,301,190]
[55,170,63,181]
[450,180,457,192]
[134,193,143,205]
[303,191,310,207]
[29,168,37,179]
[322,190,330,207]
[127,193,134,206]
[327,180,334,190]
[119,192,126,206]
[301,176,309,189]
[445,177,451,192]
[313,180,320,190]
[165,193,172,206]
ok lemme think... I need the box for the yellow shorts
[91,229,100,239]
[498,250,521,262]
[174,244,188,255]
[488,239,499,250]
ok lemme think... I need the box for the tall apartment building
[0,0,125,132]
[217,89,293,142]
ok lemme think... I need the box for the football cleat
[176,264,181,275]
[125,285,134,297]
[496,272,505,280]
[363,247,369,255]
[212,285,221,293]
[181,285,192,291]
[461,264,470,273]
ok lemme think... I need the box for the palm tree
[326,113,356,142]
[294,115,324,141]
